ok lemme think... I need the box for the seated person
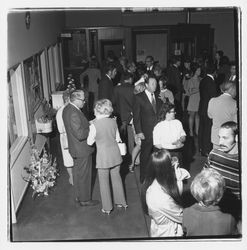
[153,102,186,166]
[205,121,240,223]
[183,168,237,236]
[141,149,190,237]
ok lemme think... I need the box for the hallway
[11,131,206,241]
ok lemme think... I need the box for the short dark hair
[220,121,238,137]
[145,55,154,62]
[122,71,133,82]
[105,63,116,74]
[171,55,181,64]
[216,50,224,58]
[190,62,200,75]
[205,63,216,74]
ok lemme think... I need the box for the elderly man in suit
[63,90,99,206]
[133,76,162,183]
[208,81,237,149]
[198,63,218,156]
[98,63,117,102]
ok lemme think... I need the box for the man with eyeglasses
[63,90,99,207]
[145,55,154,74]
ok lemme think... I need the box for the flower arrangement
[35,115,53,133]
[23,144,58,198]
[66,74,76,91]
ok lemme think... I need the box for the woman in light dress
[187,63,201,136]
[56,90,74,185]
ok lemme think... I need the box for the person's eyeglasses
[77,98,86,103]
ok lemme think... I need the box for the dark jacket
[133,91,162,140]
[198,75,217,116]
[98,75,114,102]
[62,103,94,158]
[112,82,134,124]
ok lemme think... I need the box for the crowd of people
[55,49,240,237]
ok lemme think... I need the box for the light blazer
[208,93,237,145]
[62,103,94,158]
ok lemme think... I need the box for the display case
[170,24,214,60]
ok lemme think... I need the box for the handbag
[118,142,127,156]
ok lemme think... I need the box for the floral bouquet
[66,74,76,91]
[23,144,58,198]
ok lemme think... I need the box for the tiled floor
[11,130,209,241]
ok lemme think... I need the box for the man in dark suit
[112,72,135,153]
[198,63,218,156]
[63,90,99,206]
[98,63,117,102]
[133,77,162,183]
[145,55,155,74]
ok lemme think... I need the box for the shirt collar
[70,101,80,111]
[106,74,111,80]
[96,114,110,120]
[145,89,155,100]
[207,74,214,80]
[223,92,232,97]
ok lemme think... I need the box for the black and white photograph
[2,0,247,249]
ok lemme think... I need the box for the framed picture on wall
[23,53,44,116]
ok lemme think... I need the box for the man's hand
[136,133,145,140]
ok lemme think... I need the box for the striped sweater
[205,149,240,199]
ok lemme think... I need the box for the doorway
[133,29,168,68]
[100,39,123,61]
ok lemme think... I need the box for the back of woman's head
[141,149,182,214]
[149,149,174,182]
[94,99,113,116]
[190,168,225,206]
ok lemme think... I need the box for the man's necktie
[151,93,156,113]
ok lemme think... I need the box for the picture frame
[23,53,44,116]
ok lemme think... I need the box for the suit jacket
[133,91,162,140]
[62,103,94,158]
[208,93,237,145]
[98,75,114,102]
[112,82,134,124]
[167,65,182,95]
[198,75,217,116]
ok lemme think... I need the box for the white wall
[191,10,236,60]
[8,10,66,223]
[8,10,65,68]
